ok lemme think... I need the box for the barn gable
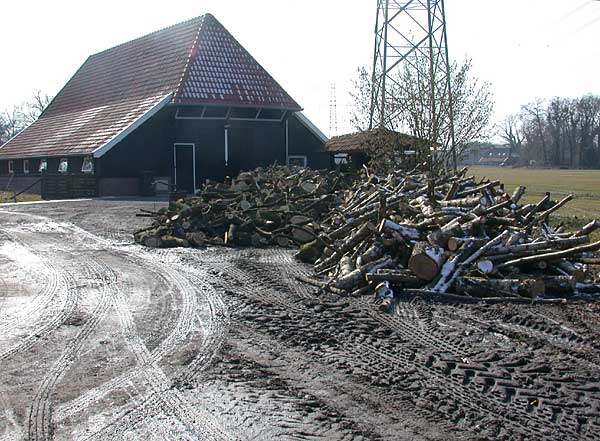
[0,14,328,198]
[0,14,301,160]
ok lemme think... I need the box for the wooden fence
[41,174,97,200]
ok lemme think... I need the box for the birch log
[409,242,447,281]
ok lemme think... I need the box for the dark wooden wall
[0,107,330,196]
[98,107,176,178]
[287,115,331,169]
[0,156,91,176]
[99,107,329,189]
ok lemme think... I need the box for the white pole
[192,144,196,193]
[285,118,289,165]
[224,127,229,166]
[173,145,177,187]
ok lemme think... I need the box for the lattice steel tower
[329,83,339,137]
[369,0,457,168]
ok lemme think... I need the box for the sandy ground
[0,199,599,440]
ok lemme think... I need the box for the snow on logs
[134,164,600,303]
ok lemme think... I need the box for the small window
[81,156,94,174]
[333,153,349,165]
[23,159,29,174]
[257,109,284,120]
[288,156,307,167]
[58,158,69,173]
[177,106,205,118]
[8,160,14,174]
[230,107,259,119]
[39,159,48,173]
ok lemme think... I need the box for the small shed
[0,14,329,198]
[326,128,432,170]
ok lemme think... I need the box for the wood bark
[408,242,446,281]
[499,240,600,269]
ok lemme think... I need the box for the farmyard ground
[0,198,599,440]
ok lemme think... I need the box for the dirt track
[1,199,599,440]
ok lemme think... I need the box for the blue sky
[2,0,599,137]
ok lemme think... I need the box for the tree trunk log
[409,241,446,281]
[499,240,600,269]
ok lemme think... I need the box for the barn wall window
[257,109,284,121]
[58,158,69,173]
[8,160,14,174]
[81,156,94,174]
[229,107,259,119]
[333,153,349,165]
[23,159,29,174]
[287,156,307,167]
[39,159,48,173]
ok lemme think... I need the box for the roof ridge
[205,14,299,108]
[89,15,205,59]
[173,15,207,100]
[173,14,301,110]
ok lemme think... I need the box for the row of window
[6,156,94,175]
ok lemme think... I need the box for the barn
[0,14,328,198]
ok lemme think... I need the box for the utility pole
[369,0,457,170]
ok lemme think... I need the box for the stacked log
[134,165,354,249]
[294,166,600,302]
[135,164,600,303]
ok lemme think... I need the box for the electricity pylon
[329,83,338,137]
[369,0,457,169]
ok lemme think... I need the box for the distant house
[461,142,518,167]
[0,14,328,197]
[326,128,434,169]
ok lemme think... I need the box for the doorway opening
[173,143,196,194]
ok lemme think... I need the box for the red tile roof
[0,95,170,158]
[175,16,300,109]
[0,14,301,159]
[326,129,428,153]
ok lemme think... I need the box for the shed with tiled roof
[326,128,434,170]
[0,14,328,197]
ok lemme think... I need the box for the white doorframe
[173,143,196,193]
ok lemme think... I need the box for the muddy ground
[0,198,599,440]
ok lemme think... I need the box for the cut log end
[408,242,445,281]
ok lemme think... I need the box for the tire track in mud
[0,229,57,332]
[53,252,221,422]
[477,305,600,359]
[80,258,232,441]
[0,212,231,440]
[28,257,115,441]
[219,249,599,440]
[42,222,232,440]
[0,229,78,362]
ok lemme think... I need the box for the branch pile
[134,165,354,248]
[301,167,600,304]
[135,165,600,304]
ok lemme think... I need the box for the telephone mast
[369,0,457,169]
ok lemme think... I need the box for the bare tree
[350,57,494,170]
[0,107,25,146]
[497,114,524,158]
[517,95,600,168]
[0,90,52,146]
[349,67,380,133]
[521,100,550,166]
[21,90,52,125]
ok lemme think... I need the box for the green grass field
[0,191,42,203]
[469,167,600,238]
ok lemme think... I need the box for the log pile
[134,165,354,249]
[135,165,600,303]
[295,166,600,303]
